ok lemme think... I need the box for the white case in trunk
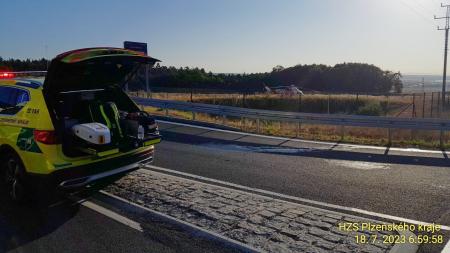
[72,123,111,145]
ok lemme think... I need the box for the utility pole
[435,3,450,110]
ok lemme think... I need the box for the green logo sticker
[17,128,42,153]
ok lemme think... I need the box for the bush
[356,103,383,116]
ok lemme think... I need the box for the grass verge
[142,106,449,150]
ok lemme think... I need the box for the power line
[399,0,436,25]
[411,0,435,16]
[434,3,450,109]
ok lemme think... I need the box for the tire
[2,152,28,203]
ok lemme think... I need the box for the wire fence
[130,89,450,119]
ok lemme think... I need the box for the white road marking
[443,239,450,253]
[145,164,450,231]
[201,143,315,154]
[330,160,391,170]
[62,191,259,252]
[158,120,449,155]
[81,200,143,232]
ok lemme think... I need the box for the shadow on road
[0,191,79,252]
[161,130,450,168]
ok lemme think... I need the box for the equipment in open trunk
[42,48,161,157]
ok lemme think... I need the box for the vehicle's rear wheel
[2,153,28,203]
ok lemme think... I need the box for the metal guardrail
[133,97,450,146]
[9,71,47,75]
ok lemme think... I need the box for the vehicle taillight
[0,72,14,78]
[34,130,59,145]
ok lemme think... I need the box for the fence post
[412,93,416,118]
[222,115,226,125]
[422,92,426,118]
[190,89,193,103]
[298,95,302,112]
[296,122,301,138]
[431,92,434,117]
[437,92,441,118]
[257,119,260,133]
[327,94,330,114]
[192,111,196,120]
[385,95,389,116]
[388,128,392,146]
[440,130,444,149]
[340,125,345,141]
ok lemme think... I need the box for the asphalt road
[154,120,450,252]
[0,191,241,253]
[2,119,449,253]
[154,121,450,231]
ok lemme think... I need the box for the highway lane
[154,121,450,227]
[0,191,241,253]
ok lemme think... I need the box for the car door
[0,86,30,150]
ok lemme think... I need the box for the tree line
[0,57,48,71]
[139,63,402,93]
[0,57,402,93]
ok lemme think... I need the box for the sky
[0,0,447,74]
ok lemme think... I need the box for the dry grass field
[129,91,449,149]
[142,106,449,150]
[140,91,413,116]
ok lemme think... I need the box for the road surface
[153,120,450,252]
[0,190,241,253]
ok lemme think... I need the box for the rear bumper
[58,156,152,190]
[27,148,154,191]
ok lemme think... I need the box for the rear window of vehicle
[0,86,30,115]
